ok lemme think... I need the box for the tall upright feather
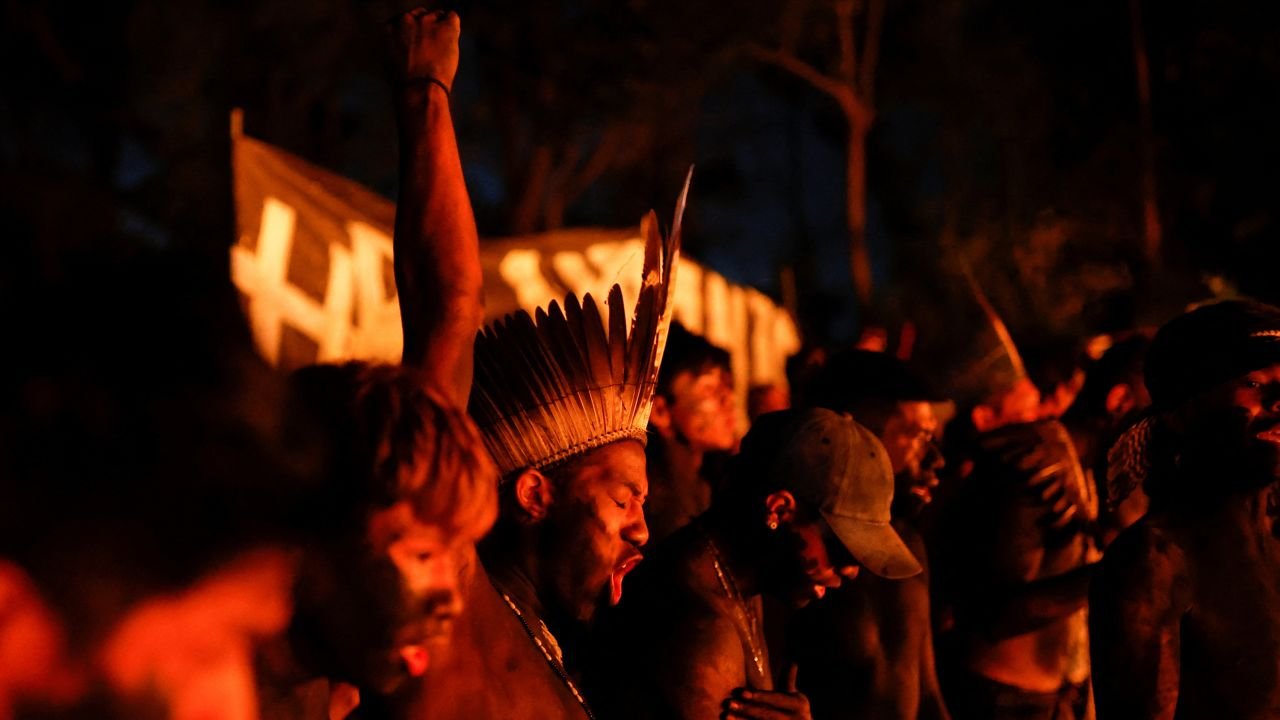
[467,169,693,476]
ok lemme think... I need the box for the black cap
[1146,300,1280,410]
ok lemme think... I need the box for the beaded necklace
[498,589,597,720]
[703,532,768,683]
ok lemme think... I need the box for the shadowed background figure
[645,323,739,545]
[928,308,1096,720]
[1091,300,1280,720]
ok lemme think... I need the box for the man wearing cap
[1091,300,1280,719]
[789,349,952,720]
[585,408,921,720]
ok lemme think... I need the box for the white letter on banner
[345,221,404,362]
[500,248,559,312]
[231,196,357,367]
[231,197,296,365]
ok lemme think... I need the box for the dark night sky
[6,0,1280,350]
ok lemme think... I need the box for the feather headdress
[469,171,691,477]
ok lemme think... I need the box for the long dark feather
[468,169,692,473]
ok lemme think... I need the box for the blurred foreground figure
[1091,301,1280,719]
[0,250,312,720]
[410,178,688,718]
[587,409,922,720]
[931,332,1095,720]
[256,10,496,719]
[259,366,496,719]
[790,350,951,720]
[645,324,739,544]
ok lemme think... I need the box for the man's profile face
[667,366,738,452]
[1189,362,1280,486]
[772,517,858,608]
[542,440,649,623]
[880,401,943,512]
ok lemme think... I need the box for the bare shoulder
[643,598,745,719]
[1103,519,1187,573]
[1094,518,1190,609]
[662,594,744,667]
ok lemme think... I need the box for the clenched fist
[388,7,460,93]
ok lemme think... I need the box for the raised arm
[388,9,483,406]
[1089,524,1186,720]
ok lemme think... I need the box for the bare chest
[1181,526,1280,715]
[415,580,591,720]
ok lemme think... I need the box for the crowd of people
[4,9,1280,720]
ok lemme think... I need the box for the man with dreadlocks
[409,173,690,719]
[1091,300,1280,720]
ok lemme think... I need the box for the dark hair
[656,323,731,400]
[799,349,943,435]
[1145,300,1280,410]
[287,362,497,540]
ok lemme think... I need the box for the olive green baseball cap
[739,408,922,579]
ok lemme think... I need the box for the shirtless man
[790,349,951,720]
[1091,300,1280,719]
[587,408,923,720]
[257,10,497,717]
[405,63,688,718]
[930,372,1095,720]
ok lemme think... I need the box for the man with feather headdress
[407,167,691,719]
[1091,300,1280,720]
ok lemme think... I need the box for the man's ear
[971,404,998,434]
[513,468,556,522]
[1105,383,1136,419]
[764,490,798,527]
[650,395,673,438]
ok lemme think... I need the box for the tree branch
[835,0,857,83]
[746,43,848,103]
[562,124,626,205]
[859,0,886,102]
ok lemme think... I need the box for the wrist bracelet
[402,76,451,99]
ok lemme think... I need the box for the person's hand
[722,665,812,720]
[387,7,460,93]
